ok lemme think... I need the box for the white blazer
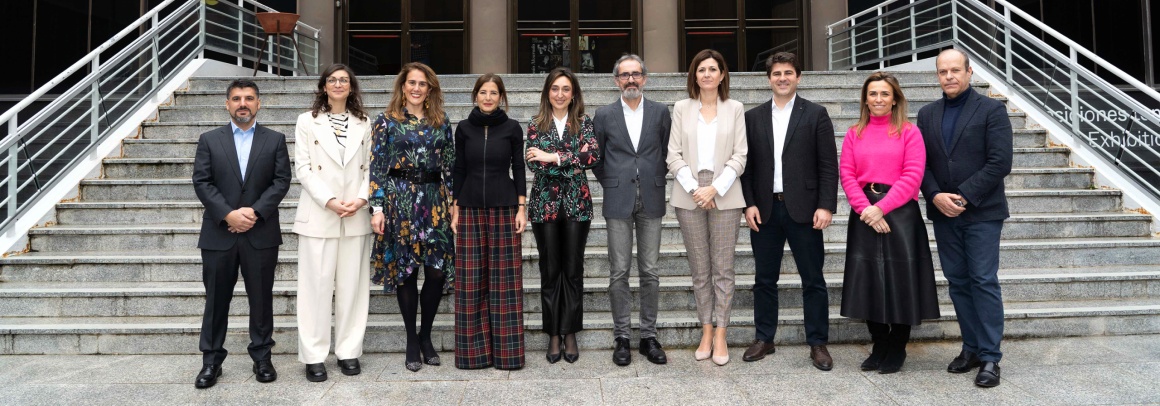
[292,111,373,238]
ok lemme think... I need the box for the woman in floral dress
[369,62,454,372]
[524,67,600,364]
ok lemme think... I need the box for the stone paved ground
[1,335,1157,405]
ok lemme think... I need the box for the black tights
[397,266,445,361]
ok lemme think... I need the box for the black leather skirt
[840,183,941,325]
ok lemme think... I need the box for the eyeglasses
[616,72,644,81]
[326,77,351,85]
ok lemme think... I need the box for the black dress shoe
[639,337,668,365]
[338,358,361,376]
[253,360,277,383]
[419,337,441,366]
[742,340,776,362]
[975,361,1001,387]
[612,337,631,366]
[947,350,981,373]
[305,363,327,382]
[194,365,221,389]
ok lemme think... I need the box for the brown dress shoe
[810,345,833,371]
[742,340,776,362]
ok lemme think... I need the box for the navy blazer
[917,87,1013,222]
[192,123,292,250]
[740,96,839,224]
[591,98,672,219]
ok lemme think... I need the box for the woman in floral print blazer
[524,67,600,364]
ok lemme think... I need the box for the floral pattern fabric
[369,110,455,293]
[525,114,600,223]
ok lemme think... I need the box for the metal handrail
[827,0,1160,202]
[0,0,319,234]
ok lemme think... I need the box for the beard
[621,86,642,100]
[231,109,254,124]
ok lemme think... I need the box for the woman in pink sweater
[839,72,940,374]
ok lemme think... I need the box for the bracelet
[518,203,526,206]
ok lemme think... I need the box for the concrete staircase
[1,71,1158,355]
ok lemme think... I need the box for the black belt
[863,182,893,195]
[388,168,442,184]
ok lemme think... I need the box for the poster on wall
[530,36,596,73]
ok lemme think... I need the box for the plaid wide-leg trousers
[454,206,525,369]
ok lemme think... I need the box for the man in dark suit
[918,48,1012,388]
[191,79,291,388]
[739,52,838,370]
[592,54,672,366]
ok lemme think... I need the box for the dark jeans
[933,217,1005,362]
[750,200,829,345]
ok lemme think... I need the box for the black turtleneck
[451,107,526,207]
[941,86,974,148]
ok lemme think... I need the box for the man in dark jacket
[192,79,291,388]
[739,52,839,370]
[918,48,1013,388]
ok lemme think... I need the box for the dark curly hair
[311,63,368,121]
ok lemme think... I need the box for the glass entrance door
[681,0,804,72]
[342,0,467,75]
[514,0,639,74]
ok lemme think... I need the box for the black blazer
[591,98,672,219]
[740,96,839,224]
[917,87,1013,222]
[452,107,526,208]
[192,124,292,250]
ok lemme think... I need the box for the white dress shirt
[675,99,737,196]
[621,97,644,151]
[771,95,795,193]
[552,114,568,165]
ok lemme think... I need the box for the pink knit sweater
[839,114,926,215]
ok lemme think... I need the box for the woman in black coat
[450,73,528,370]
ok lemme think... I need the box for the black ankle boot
[878,324,911,374]
[861,322,890,371]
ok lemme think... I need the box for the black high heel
[419,335,441,366]
[546,335,562,364]
[405,339,422,372]
[562,333,579,363]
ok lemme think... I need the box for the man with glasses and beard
[192,79,291,388]
[592,54,672,366]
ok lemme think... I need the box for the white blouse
[675,99,737,196]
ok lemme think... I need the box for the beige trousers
[296,234,372,364]
[675,170,742,327]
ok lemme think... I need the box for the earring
[425,100,430,110]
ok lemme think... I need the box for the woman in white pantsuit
[293,64,373,382]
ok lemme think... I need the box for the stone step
[54,189,1125,226]
[184,71,953,92]
[153,105,1028,130]
[121,128,1049,158]
[37,210,1151,253]
[137,122,1050,149]
[2,297,1158,354]
[99,147,1067,181]
[11,236,1160,278]
[1,266,1156,318]
[171,83,992,110]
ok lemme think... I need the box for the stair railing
[0,0,319,235]
[828,0,1160,202]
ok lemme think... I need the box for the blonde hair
[852,71,909,138]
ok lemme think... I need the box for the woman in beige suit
[293,64,373,382]
[666,49,747,366]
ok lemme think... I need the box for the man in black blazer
[592,54,672,366]
[739,52,838,370]
[191,79,291,388]
[918,49,1012,388]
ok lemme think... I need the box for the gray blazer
[592,97,673,219]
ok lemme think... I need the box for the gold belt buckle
[869,183,881,194]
